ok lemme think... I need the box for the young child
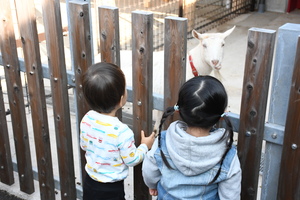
[142,75,241,199]
[80,62,155,200]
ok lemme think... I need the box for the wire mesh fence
[94,0,253,51]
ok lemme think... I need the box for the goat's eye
[221,43,225,47]
[203,44,207,48]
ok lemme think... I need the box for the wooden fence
[0,0,300,200]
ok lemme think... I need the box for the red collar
[189,55,199,77]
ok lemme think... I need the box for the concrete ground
[1,9,300,200]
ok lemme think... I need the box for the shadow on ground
[0,190,24,200]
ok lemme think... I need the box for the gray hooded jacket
[142,121,241,200]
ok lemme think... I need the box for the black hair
[158,75,234,184]
[82,62,126,113]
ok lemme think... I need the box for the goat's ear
[222,26,236,38]
[192,29,201,40]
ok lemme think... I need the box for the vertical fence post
[0,0,34,190]
[14,0,55,198]
[164,16,187,127]
[66,0,93,71]
[0,79,14,186]
[41,0,76,199]
[99,6,120,66]
[261,23,300,200]
[131,10,153,200]
[277,36,300,199]
[178,0,183,17]
[98,6,122,119]
[69,1,92,185]
[237,28,276,200]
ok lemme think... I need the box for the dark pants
[83,175,125,200]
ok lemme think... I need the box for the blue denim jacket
[142,121,241,200]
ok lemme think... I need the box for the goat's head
[192,26,235,71]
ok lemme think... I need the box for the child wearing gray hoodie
[142,75,241,200]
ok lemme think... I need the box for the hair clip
[221,112,227,117]
[174,105,179,111]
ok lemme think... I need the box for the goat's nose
[212,60,219,66]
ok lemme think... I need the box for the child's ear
[119,95,124,107]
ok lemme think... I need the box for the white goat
[186,26,235,81]
[98,26,235,131]
[151,26,235,131]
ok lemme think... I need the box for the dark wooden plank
[131,11,153,200]
[163,16,187,127]
[99,6,120,66]
[98,6,122,119]
[237,28,276,200]
[277,36,300,200]
[69,1,92,183]
[0,79,14,185]
[178,0,183,17]
[0,0,35,193]
[14,0,55,198]
[41,0,76,199]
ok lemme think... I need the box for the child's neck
[102,106,120,117]
[102,112,116,117]
[187,127,210,137]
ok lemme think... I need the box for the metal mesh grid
[189,0,252,35]
[95,0,252,51]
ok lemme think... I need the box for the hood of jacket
[165,121,228,176]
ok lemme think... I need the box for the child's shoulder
[222,145,238,169]
[159,130,168,140]
[111,120,133,137]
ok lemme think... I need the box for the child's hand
[141,130,155,150]
[149,188,158,196]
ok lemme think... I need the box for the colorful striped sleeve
[118,127,148,167]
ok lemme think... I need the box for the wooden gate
[0,0,300,200]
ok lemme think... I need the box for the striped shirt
[80,110,148,183]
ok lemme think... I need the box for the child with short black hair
[80,62,155,200]
[142,75,241,199]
